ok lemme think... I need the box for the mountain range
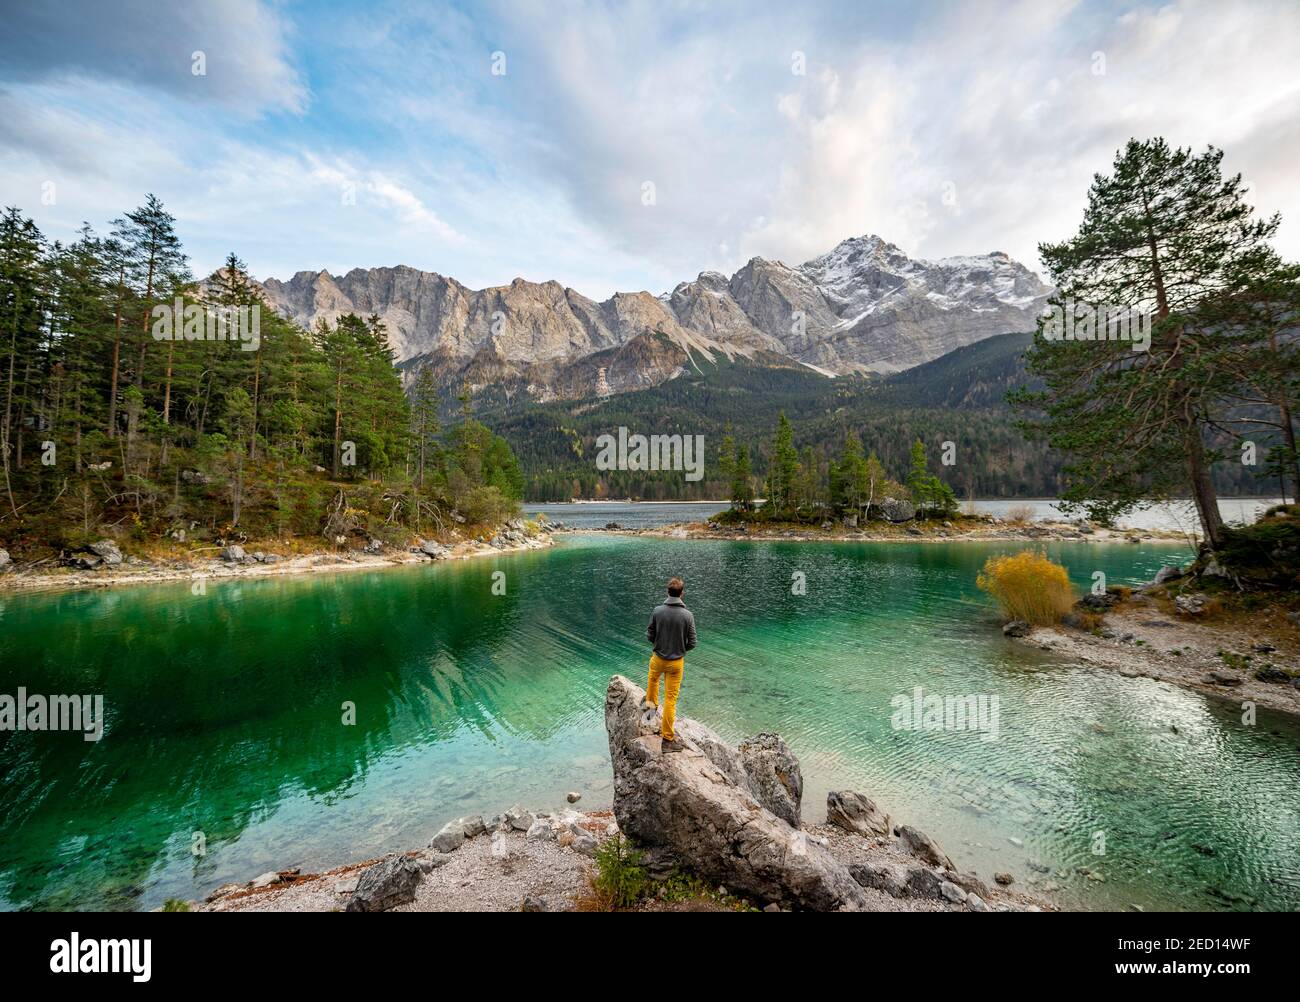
[257,235,1053,405]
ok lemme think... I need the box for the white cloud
[2,0,1298,297]
[0,0,307,115]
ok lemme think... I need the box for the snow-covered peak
[799,236,1050,315]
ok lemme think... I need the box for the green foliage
[730,442,753,509]
[905,440,958,517]
[587,834,648,910]
[1215,507,1300,587]
[1015,138,1296,547]
[161,899,191,912]
[764,412,800,512]
[657,869,753,910]
[0,199,524,554]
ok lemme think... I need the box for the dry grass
[1072,610,1105,632]
[977,550,1076,625]
[573,870,620,912]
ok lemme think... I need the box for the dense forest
[483,330,1291,504]
[0,198,523,559]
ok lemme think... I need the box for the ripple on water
[1,535,1297,911]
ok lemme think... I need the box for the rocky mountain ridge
[256,234,1051,403]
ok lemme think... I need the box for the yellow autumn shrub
[976,550,1075,625]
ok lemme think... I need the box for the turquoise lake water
[1,534,1298,912]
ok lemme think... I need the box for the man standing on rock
[645,577,697,751]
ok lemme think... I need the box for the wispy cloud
[2,0,1298,298]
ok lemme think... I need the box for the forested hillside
[480,333,1054,500]
[0,199,523,559]
[482,328,1291,502]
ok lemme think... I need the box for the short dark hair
[667,577,684,597]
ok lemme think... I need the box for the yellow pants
[647,653,685,742]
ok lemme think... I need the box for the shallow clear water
[2,535,1298,912]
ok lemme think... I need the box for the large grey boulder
[827,790,891,838]
[429,820,466,853]
[605,675,868,911]
[343,854,422,912]
[737,732,803,828]
[417,539,450,560]
[88,540,123,566]
[220,544,246,563]
[1152,564,1183,585]
[875,498,916,523]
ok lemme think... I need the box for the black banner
[0,910,1281,987]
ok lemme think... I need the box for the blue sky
[2,0,1299,298]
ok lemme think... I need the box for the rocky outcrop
[416,539,450,560]
[88,540,123,566]
[59,539,125,571]
[893,824,955,870]
[826,790,891,838]
[737,733,803,828]
[605,674,868,911]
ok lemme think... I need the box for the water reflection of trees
[0,554,603,909]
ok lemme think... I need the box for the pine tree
[410,364,441,488]
[906,440,928,511]
[765,411,799,512]
[111,195,189,414]
[0,206,46,515]
[717,428,736,494]
[731,443,753,509]
[1019,139,1284,548]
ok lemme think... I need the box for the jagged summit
[257,234,1051,400]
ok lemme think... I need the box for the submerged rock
[605,674,868,911]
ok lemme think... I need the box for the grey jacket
[647,596,697,660]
